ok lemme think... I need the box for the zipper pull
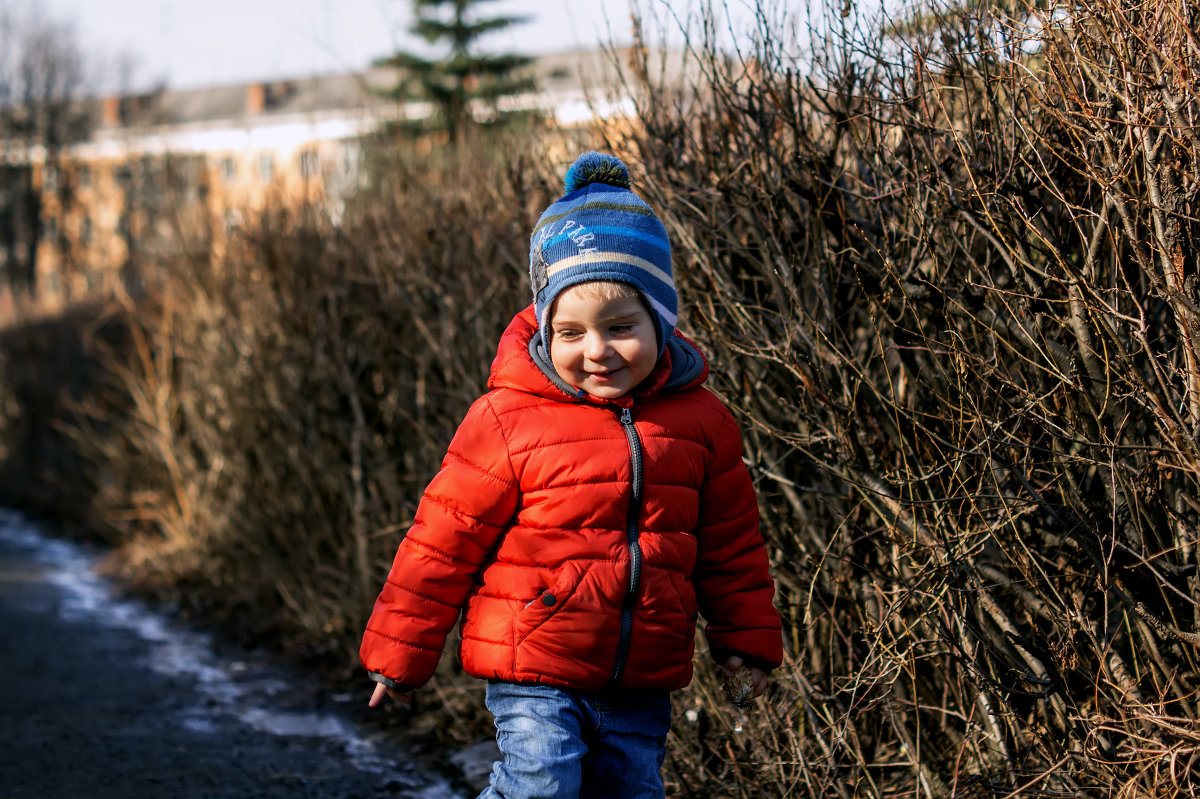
[620,407,632,425]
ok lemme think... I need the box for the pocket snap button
[542,594,557,607]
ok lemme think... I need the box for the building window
[220,156,237,181]
[258,153,274,181]
[299,149,320,179]
[78,165,91,188]
[342,144,360,176]
[80,216,92,245]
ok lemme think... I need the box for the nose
[582,331,612,361]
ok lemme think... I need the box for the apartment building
[2,47,674,312]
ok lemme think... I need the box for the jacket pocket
[514,559,594,641]
[512,560,624,686]
[618,568,700,686]
[638,567,699,651]
[666,568,699,623]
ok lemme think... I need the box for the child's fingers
[749,668,769,698]
[723,655,770,701]
[368,682,389,707]
[368,682,414,707]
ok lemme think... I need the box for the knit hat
[529,151,676,356]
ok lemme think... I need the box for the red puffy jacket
[360,306,782,692]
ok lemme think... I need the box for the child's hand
[368,682,413,707]
[722,656,768,707]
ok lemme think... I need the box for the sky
[28,0,761,93]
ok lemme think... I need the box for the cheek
[549,342,578,374]
[629,341,659,376]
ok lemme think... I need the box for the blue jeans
[477,681,672,799]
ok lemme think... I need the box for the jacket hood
[488,305,708,402]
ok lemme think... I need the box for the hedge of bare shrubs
[2,0,1198,795]
[610,0,1200,795]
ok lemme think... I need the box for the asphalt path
[0,514,465,799]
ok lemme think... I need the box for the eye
[610,324,635,335]
[555,328,582,341]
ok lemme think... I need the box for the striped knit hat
[529,151,676,356]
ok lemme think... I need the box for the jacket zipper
[609,405,644,688]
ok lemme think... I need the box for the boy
[361,152,783,799]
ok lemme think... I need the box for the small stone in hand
[722,665,755,709]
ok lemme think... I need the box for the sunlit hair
[560,280,641,302]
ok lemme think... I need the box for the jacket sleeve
[693,404,784,671]
[360,394,518,688]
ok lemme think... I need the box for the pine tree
[379,0,536,144]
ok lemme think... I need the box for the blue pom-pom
[564,151,631,192]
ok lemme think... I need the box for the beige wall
[31,134,360,310]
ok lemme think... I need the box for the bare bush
[65,140,557,672]
[0,303,132,530]
[612,0,1200,795]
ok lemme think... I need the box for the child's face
[548,285,659,400]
